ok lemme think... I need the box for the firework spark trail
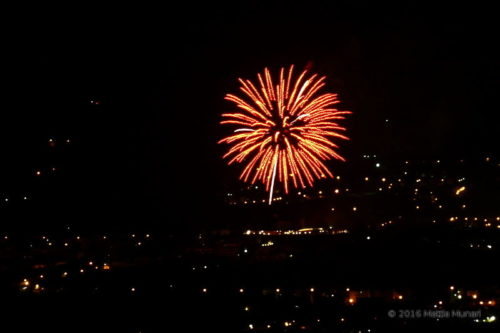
[268,156,278,205]
[219,65,351,204]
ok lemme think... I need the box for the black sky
[1,1,498,229]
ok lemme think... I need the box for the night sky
[2,2,498,230]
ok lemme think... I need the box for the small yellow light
[455,186,465,195]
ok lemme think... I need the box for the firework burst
[219,65,351,204]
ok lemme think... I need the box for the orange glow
[219,66,350,204]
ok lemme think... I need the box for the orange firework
[219,65,351,204]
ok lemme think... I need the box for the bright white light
[290,114,310,124]
[234,128,254,133]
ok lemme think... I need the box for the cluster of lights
[379,220,394,228]
[448,216,500,228]
[227,157,482,208]
[238,284,495,330]
[244,228,349,236]
[11,229,157,294]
